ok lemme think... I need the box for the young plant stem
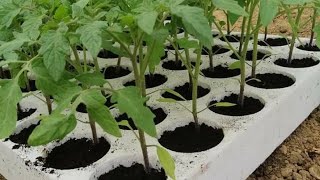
[116,56,122,74]
[239,3,250,54]
[239,0,258,107]
[93,57,100,72]
[71,46,83,73]
[287,7,304,64]
[172,17,179,64]
[83,47,88,72]
[45,95,52,114]
[264,26,268,41]
[24,71,31,92]
[251,17,261,78]
[309,8,317,46]
[88,114,99,144]
[191,44,202,132]
[226,12,231,35]
[183,32,193,89]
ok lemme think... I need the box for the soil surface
[98,163,167,180]
[230,50,270,61]
[258,38,290,47]
[209,94,264,116]
[8,123,39,149]
[297,44,320,51]
[18,107,36,121]
[162,60,187,70]
[201,65,240,78]
[274,58,320,68]
[20,80,37,92]
[161,82,210,101]
[159,122,224,153]
[41,137,110,169]
[101,66,131,79]
[202,45,230,55]
[124,74,168,88]
[98,49,119,59]
[116,107,167,130]
[246,73,295,89]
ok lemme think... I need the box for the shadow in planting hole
[230,50,270,61]
[18,106,36,121]
[98,49,119,59]
[115,107,167,130]
[101,66,131,79]
[158,122,224,153]
[209,94,264,116]
[124,74,168,89]
[202,45,230,55]
[9,122,39,149]
[38,137,110,169]
[21,80,37,92]
[98,163,167,180]
[274,58,320,68]
[201,65,240,78]
[258,38,290,47]
[162,60,186,70]
[246,73,295,89]
[161,83,210,101]
[219,35,252,43]
[297,43,320,52]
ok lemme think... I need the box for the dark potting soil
[297,43,320,51]
[246,73,295,89]
[212,33,219,38]
[201,65,240,78]
[274,58,320,68]
[209,94,264,116]
[219,35,252,42]
[202,45,230,55]
[18,107,37,121]
[158,122,224,152]
[258,38,289,46]
[161,83,210,101]
[98,163,166,180]
[9,123,39,148]
[98,49,119,59]
[76,96,114,113]
[166,44,183,50]
[123,74,167,89]
[101,66,131,79]
[42,137,110,169]
[162,60,186,70]
[116,107,167,130]
[76,45,83,50]
[0,69,11,79]
[21,80,37,92]
[230,50,270,61]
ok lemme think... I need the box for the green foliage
[112,87,157,137]
[75,72,106,86]
[157,146,176,180]
[137,11,158,34]
[28,114,77,146]
[212,0,248,16]
[0,80,22,138]
[260,0,279,26]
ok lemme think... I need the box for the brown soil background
[0,9,319,180]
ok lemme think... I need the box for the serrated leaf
[171,5,213,47]
[72,0,89,18]
[112,87,156,137]
[260,0,279,26]
[137,11,158,34]
[228,61,240,69]
[77,21,106,58]
[39,30,70,81]
[0,2,21,27]
[28,114,77,146]
[157,146,176,180]
[314,24,320,48]
[21,16,43,40]
[0,80,22,138]
[0,38,28,56]
[213,102,236,107]
[177,38,199,49]
[76,72,106,86]
[80,90,121,137]
[212,0,248,16]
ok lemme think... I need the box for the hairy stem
[251,17,261,78]
[264,26,268,41]
[309,8,317,46]
[239,4,249,54]
[24,71,31,92]
[45,95,52,114]
[71,46,83,73]
[226,12,231,35]
[192,44,202,132]
[88,114,99,145]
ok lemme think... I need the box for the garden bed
[1,34,320,180]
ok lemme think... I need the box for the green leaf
[228,61,240,69]
[0,36,29,56]
[79,90,121,137]
[21,16,43,40]
[314,24,320,48]
[212,0,248,16]
[0,80,22,138]
[282,0,312,5]
[171,5,213,47]
[137,11,158,34]
[177,38,199,49]
[28,114,77,146]
[163,88,187,101]
[112,87,157,137]
[54,4,70,21]
[157,146,176,180]
[76,72,106,86]
[213,102,236,107]
[72,0,89,18]
[157,98,177,103]
[77,21,106,58]
[0,2,21,27]
[39,30,70,81]
[260,0,279,26]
